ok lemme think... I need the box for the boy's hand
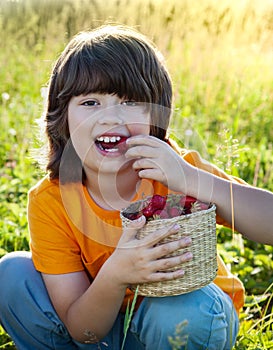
[108,215,192,288]
[125,135,189,192]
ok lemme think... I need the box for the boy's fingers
[142,223,181,246]
[126,135,161,147]
[132,158,156,170]
[121,215,146,241]
[129,215,146,228]
[125,145,157,159]
[126,135,150,145]
[151,237,192,260]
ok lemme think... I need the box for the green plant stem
[121,286,139,350]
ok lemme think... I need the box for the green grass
[0,0,273,348]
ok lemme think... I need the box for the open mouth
[95,135,128,155]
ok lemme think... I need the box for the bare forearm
[65,263,127,343]
[184,164,273,245]
[211,178,273,244]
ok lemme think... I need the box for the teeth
[96,136,121,143]
[105,148,118,153]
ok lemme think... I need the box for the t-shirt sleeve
[214,255,245,315]
[28,183,84,274]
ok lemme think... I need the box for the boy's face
[67,93,150,175]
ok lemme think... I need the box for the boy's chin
[84,158,134,174]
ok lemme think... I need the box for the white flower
[185,129,193,136]
[2,92,10,101]
[8,128,17,136]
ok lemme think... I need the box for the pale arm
[180,161,273,245]
[42,264,127,344]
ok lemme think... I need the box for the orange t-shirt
[28,145,245,314]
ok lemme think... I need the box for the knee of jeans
[131,295,196,345]
[131,285,238,350]
[186,289,238,349]
[0,252,72,344]
[0,251,33,300]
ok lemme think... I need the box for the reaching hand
[125,135,190,192]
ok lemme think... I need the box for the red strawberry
[153,209,169,219]
[184,196,197,206]
[142,203,156,218]
[179,196,197,214]
[190,200,210,213]
[199,202,210,210]
[151,195,166,210]
[124,193,210,223]
[168,207,182,218]
[127,212,142,220]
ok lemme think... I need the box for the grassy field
[0,0,273,348]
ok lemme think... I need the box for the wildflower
[8,128,17,136]
[2,92,10,101]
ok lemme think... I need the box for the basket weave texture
[120,201,218,297]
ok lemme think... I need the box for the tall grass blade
[121,286,139,350]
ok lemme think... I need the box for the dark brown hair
[44,24,173,182]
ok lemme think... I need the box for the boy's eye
[121,100,137,107]
[81,100,99,106]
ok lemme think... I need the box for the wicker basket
[120,199,218,297]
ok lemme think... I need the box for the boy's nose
[97,106,124,125]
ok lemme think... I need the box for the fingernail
[185,252,193,259]
[177,270,185,276]
[173,224,180,230]
[184,237,192,244]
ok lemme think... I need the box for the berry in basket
[122,194,211,221]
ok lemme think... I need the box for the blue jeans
[0,252,239,349]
